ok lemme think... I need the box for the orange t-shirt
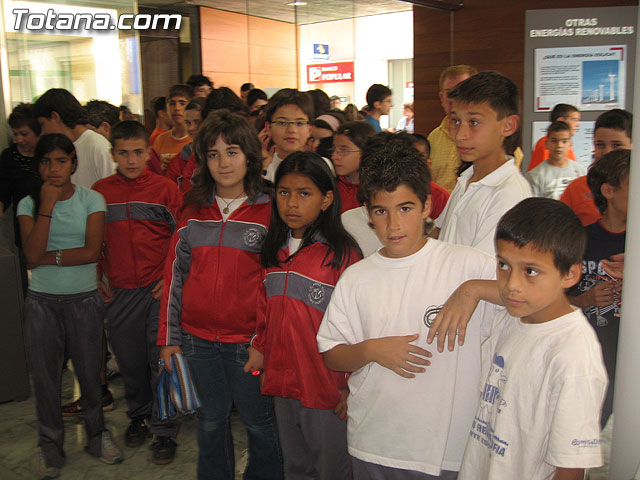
[528,136,577,171]
[153,131,191,171]
[559,176,601,226]
[149,128,167,147]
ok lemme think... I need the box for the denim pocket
[235,342,250,364]
[180,330,195,356]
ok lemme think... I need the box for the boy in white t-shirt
[317,138,497,479]
[430,72,531,255]
[432,198,607,480]
[527,122,586,200]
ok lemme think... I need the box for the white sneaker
[99,430,124,465]
[34,451,59,479]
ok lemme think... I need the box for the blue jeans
[181,331,283,480]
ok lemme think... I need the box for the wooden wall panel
[199,7,297,93]
[248,16,296,48]
[200,8,248,43]
[413,0,638,135]
[201,39,250,74]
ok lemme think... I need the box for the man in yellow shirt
[427,65,478,192]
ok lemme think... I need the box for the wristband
[38,213,52,218]
[55,250,62,266]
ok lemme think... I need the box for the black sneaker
[151,436,177,465]
[124,417,150,448]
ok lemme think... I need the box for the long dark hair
[261,151,361,269]
[184,110,263,210]
[31,133,77,216]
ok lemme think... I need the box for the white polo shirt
[72,129,115,189]
[435,158,532,255]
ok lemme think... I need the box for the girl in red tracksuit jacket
[158,110,283,480]
[247,151,362,480]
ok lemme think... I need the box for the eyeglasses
[331,148,361,156]
[271,120,310,128]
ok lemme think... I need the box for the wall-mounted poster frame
[523,7,637,170]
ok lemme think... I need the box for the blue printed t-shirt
[364,114,381,132]
[17,185,106,294]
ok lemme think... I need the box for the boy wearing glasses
[262,89,314,182]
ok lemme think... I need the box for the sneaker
[151,435,177,465]
[125,417,150,448]
[61,390,115,417]
[34,451,59,479]
[98,430,124,465]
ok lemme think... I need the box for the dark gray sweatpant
[105,282,177,437]
[351,456,459,480]
[273,396,349,480]
[24,290,105,468]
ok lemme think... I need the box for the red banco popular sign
[307,62,355,84]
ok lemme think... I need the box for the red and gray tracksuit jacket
[252,238,360,410]
[158,193,271,347]
[93,170,183,289]
[337,176,360,213]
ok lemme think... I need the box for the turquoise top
[17,185,106,294]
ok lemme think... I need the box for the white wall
[299,10,413,119]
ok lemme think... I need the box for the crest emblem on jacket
[243,227,262,247]
[308,282,325,305]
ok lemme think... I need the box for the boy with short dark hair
[262,88,314,182]
[452,198,607,479]
[527,121,585,199]
[92,120,183,465]
[528,103,581,171]
[165,100,203,187]
[34,88,115,188]
[153,85,193,173]
[561,108,632,225]
[317,137,497,478]
[186,74,214,98]
[84,100,120,140]
[568,149,629,433]
[149,96,173,146]
[240,82,255,104]
[431,71,531,255]
[364,84,392,133]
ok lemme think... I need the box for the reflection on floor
[0,368,248,479]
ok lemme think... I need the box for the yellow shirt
[427,116,523,193]
[427,116,459,193]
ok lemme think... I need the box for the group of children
[4,65,631,480]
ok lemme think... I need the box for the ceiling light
[287,1,307,5]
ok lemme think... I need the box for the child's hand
[371,334,432,378]
[159,345,182,372]
[160,155,171,172]
[427,281,481,352]
[601,253,624,279]
[152,279,163,300]
[98,279,114,303]
[334,388,349,421]
[583,281,621,307]
[243,346,264,374]
[39,182,63,210]
[258,127,274,169]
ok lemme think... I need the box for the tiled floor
[0,368,249,479]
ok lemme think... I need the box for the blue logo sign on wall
[313,43,329,60]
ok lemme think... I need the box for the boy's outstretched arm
[552,467,584,480]
[427,279,503,352]
[323,334,432,379]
